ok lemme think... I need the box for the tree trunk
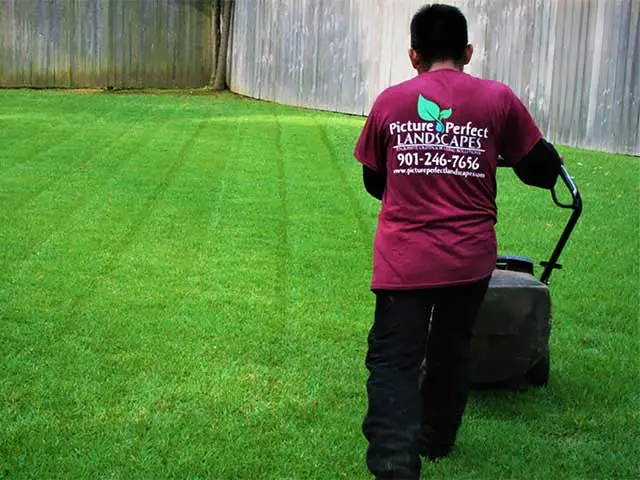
[209,0,221,86]
[212,0,233,90]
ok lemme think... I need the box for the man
[354,4,562,479]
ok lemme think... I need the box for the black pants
[362,279,490,479]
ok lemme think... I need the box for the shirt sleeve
[498,88,543,166]
[513,138,562,189]
[354,99,387,174]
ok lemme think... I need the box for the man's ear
[463,44,474,65]
[409,48,422,71]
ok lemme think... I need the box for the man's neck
[418,60,463,74]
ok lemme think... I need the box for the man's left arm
[362,166,386,200]
[512,138,562,189]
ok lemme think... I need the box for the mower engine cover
[469,265,551,385]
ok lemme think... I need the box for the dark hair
[410,4,468,66]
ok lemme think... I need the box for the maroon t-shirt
[355,69,542,290]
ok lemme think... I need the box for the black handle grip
[551,164,582,210]
[540,165,582,284]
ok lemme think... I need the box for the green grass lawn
[0,90,638,479]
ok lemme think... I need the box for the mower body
[469,257,551,386]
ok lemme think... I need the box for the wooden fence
[230,0,640,156]
[0,0,213,88]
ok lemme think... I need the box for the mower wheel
[525,347,550,387]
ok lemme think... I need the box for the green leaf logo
[417,95,452,133]
[418,95,440,122]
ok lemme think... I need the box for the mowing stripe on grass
[274,106,290,338]
[315,117,373,247]
[0,106,176,313]
[0,103,163,271]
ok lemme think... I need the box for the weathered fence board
[0,0,213,88]
[230,0,640,155]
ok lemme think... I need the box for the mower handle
[539,164,582,284]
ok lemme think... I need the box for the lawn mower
[468,164,582,387]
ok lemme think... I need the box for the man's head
[409,4,473,72]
